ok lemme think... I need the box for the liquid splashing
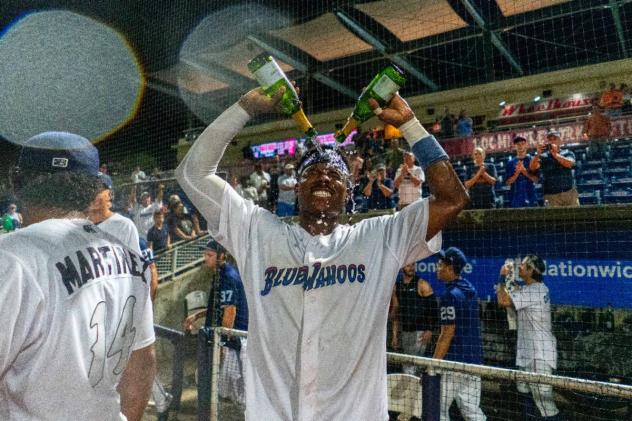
[309,134,324,154]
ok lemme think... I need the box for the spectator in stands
[583,103,611,160]
[385,138,405,174]
[268,163,280,213]
[131,165,147,184]
[390,263,438,375]
[348,149,364,185]
[147,210,171,252]
[183,240,248,405]
[99,163,109,174]
[394,151,424,210]
[434,247,486,421]
[599,82,624,117]
[496,255,561,421]
[2,203,22,230]
[441,108,455,138]
[431,118,441,135]
[249,162,270,209]
[166,199,201,242]
[129,184,164,240]
[464,147,497,209]
[456,109,473,137]
[506,136,539,208]
[530,130,578,207]
[277,163,297,217]
[362,163,394,210]
[149,167,162,180]
[621,83,632,114]
[239,176,258,203]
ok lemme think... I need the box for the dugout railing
[197,327,632,421]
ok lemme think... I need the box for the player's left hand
[368,93,414,128]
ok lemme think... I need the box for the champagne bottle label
[252,61,283,90]
[372,74,399,102]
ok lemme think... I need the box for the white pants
[401,331,427,376]
[219,338,247,405]
[517,361,559,417]
[440,372,486,421]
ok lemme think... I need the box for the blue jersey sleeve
[439,292,458,326]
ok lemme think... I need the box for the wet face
[297,162,348,217]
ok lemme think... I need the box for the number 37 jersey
[0,219,155,420]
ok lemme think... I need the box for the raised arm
[175,88,283,234]
[370,95,469,241]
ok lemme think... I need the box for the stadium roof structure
[2,0,632,121]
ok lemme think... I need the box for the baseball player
[0,132,155,420]
[174,86,468,420]
[496,255,560,420]
[183,239,249,405]
[434,247,486,421]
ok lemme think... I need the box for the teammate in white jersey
[175,87,468,420]
[497,255,561,420]
[0,132,156,420]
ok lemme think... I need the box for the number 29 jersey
[0,219,155,420]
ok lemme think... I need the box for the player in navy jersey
[184,239,248,404]
[434,247,486,421]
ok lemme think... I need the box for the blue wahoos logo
[261,262,366,296]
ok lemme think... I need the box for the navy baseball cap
[437,247,468,274]
[200,239,225,254]
[17,131,99,176]
[513,135,527,143]
[98,172,113,189]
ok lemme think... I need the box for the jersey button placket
[299,244,321,419]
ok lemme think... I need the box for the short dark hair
[12,169,102,212]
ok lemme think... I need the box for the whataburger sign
[498,94,595,119]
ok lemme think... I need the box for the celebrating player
[496,255,561,420]
[175,87,468,420]
[0,132,155,420]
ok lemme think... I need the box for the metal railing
[155,234,211,282]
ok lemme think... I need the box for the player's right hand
[239,86,287,117]
[368,93,414,128]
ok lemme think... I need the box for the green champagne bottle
[248,53,317,138]
[335,65,406,142]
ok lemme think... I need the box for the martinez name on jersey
[55,226,150,296]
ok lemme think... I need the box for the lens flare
[0,10,144,145]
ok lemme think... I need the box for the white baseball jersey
[510,282,557,368]
[213,187,440,420]
[0,219,155,420]
[98,212,141,254]
[176,102,441,420]
[395,165,425,205]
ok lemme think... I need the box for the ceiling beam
[334,8,439,91]
[457,0,524,75]
[247,34,358,100]
[609,0,628,58]
[179,56,254,91]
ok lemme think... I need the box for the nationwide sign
[413,257,632,309]
[498,94,595,119]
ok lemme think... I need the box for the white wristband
[399,117,429,147]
